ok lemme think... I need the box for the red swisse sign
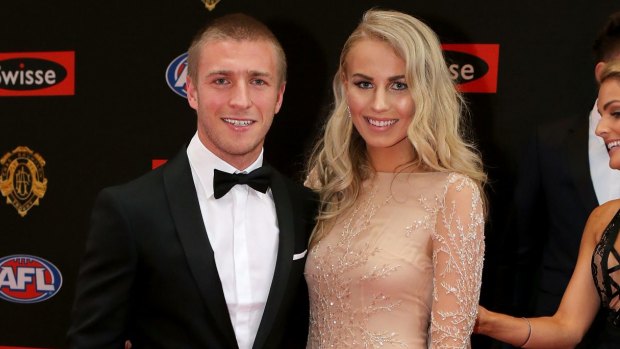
[152,159,167,169]
[0,51,75,96]
[442,44,499,93]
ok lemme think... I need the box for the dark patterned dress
[592,209,620,348]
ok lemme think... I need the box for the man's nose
[229,82,252,109]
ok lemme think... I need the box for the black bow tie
[213,166,272,199]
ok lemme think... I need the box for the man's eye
[252,79,267,86]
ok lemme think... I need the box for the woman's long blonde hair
[306,9,487,246]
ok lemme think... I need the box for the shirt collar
[187,132,264,198]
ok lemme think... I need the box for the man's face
[186,39,285,169]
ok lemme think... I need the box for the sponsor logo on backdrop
[441,44,499,93]
[0,51,75,96]
[166,52,188,98]
[0,146,47,217]
[201,0,221,11]
[152,159,167,169]
[0,255,62,304]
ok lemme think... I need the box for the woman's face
[596,78,620,170]
[343,38,415,166]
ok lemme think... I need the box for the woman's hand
[473,305,488,334]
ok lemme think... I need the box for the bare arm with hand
[475,202,620,348]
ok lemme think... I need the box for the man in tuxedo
[68,13,317,349]
[511,11,620,348]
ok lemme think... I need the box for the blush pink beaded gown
[305,172,485,348]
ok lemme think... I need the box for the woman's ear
[595,61,607,83]
[341,71,349,92]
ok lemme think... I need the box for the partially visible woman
[304,9,486,348]
[475,60,620,348]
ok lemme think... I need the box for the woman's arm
[475,306,534,347]
[475,202,617,348]
[429,174,485,348]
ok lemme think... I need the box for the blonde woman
[474,61,620,348]
[304,9,486,348]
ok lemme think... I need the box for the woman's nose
[596,115,610,138]
[371,89,389,112]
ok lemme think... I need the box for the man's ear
[274,82,286,114]
[186,76,198,109]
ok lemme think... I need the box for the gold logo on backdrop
[0,146,48,217]
[201,0,221,11]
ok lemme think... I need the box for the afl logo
[165,52,188,98]
[0,255,63,304]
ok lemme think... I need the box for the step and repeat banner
[2,1,618,348]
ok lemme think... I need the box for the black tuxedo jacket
[514,114,599,315]
[67,147,317,349]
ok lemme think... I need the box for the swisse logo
[0,58,66,90]
[0,254,63,304]
[446,52,488,84]
[0,51,75,96]
[442,44,499,93]
[152,159,167,169]
[166,52,188,98]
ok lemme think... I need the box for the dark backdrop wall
[1,1,618,348]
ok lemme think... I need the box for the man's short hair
[594,12,620,62]
[187,13,287,84]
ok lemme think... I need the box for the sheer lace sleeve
[430,173,485,348]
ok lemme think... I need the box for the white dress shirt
[186,133,279,349]
[589,101,620,204]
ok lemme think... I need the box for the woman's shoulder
[402,171,480,203]
[403,170,472,183]
[597,198,620,211]
[442,172,479,194]
[586,199,620,241]
[590,199,620,221]
[397,171,478,193]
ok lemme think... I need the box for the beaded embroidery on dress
[305,172,485,349]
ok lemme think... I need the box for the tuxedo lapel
[163,148,238,348]
[564,115,599,210]
[252,170,297,349]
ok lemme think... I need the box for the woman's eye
[354,81,373,89]
[392,81,408,90]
